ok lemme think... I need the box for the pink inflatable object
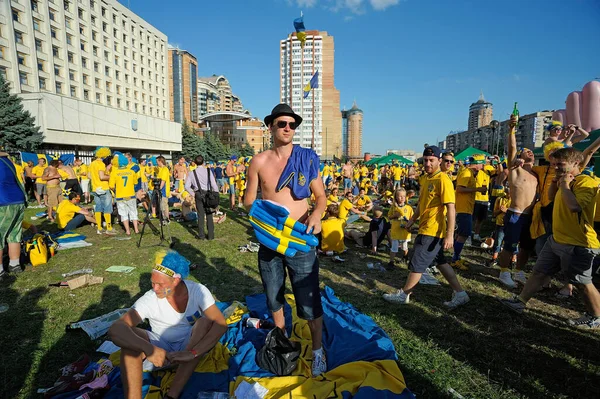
[552,80,600,132]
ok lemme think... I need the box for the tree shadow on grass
[319,272,600,399]
[0,283,48,399]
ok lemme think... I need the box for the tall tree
[0,75,43,152]
[179,120,206,160]
[240,143,255,157]
[205,133,229,162]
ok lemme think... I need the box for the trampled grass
[1,197,599,398]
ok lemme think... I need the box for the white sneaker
[312,350,327,377]
[473,234,481,241]
[444,291,470,309]
[513,271,527,285]
[499,271,517,288]
[419,271,440,285]
[383,289,410,304]
[465,237,472,246]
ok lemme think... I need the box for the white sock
[9,259,20,267]
[313,347,323,356]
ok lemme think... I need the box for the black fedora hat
[264,103,303,127]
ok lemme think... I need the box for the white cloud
[369,0,400,10]
[288,0,318,7]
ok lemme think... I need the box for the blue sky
[124,0,600,155]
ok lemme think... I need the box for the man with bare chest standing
[244,104,328,377]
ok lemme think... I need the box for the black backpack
[193,168,220,210]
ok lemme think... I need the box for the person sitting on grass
[345,206,390,254]
[327,187,340,206]
[354,188,373,214]
[320,203,346,254]
[339,191,370,224]
[109,249,227,399]
[388,188,414,268]
[55,191,97,231]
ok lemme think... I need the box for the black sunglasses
[443,159,455,163]
[276,121,299,130]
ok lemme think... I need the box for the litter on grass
[67,308,129,339]
[67,275,103,290]
[62,268,93,278]
[105,266,136,273]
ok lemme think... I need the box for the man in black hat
[244,103,328,377]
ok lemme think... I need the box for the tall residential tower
[279,30,341,159]
[468,91,493,130]
[168,47,197,126]
[342,101,363,159]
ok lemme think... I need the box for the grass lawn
[1,196,599,398]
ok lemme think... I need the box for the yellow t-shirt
[32,165,46,184]
[356,195,371,208]
[532,165,556,207]
[372,168,379,181]
[455,168,477,214]
[494,196,511,226]
[58,168,69,180]
[189,164,197,172]
[338,198,354,220]
[360,166,368,177]
[109,168,138,200]
[595,177,600,223]
[393,166,402,180]
[388,204,414,241]
[157,166,171,198]
[13,162,24,184]
[484,164,496,175]
[56,200,81,229]
[75,164,89,181]
[323,165,331,177]
[353,168,360,180]
[474,169,490,202]
[89,159,109,191]
[553,174,600,248]
[327,194,339,204]
[321,217,346,253]
[418,170,455,238]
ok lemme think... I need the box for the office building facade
[169,47,197,126]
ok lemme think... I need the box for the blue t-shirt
[0,157,26,206]
[214,166,223,179]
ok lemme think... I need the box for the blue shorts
[229,184,236,195]
[258,245,323,320]
[456,213,472,237]
[502,210,535,253]
[93,191,113,214]
[344,178,352,190]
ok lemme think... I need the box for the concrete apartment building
[197,74,243,116]
[444,111,554,155]
[468,92,493,131]
[0,0,180,154]
[169,46,197,127]
[341,101,362,159]
[280,29,342,159]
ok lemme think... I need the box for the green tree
[0,75,43,152]
[240,143,255,157]
[179,120,206,160]
[204,133,229,162]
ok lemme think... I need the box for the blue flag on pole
[303,71,319,99]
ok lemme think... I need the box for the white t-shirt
[132,280,216,344]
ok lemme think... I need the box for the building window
[70,86,76,97]
[69,69,75,80]
[96,92,101,103]
[92,31,98,41]
[106,95,111,105]
[56,81,62,93]
[81,57,88,68]
[101,7,106,16]
[64,1,70,12]
[80,41,86,51]
[13,9,20,22]
[95,78,100,88]
[104,50,109,60]
[117,98,121,108]
[37,60,44,71]
[113,28,117,38]
[115,70,120,80]
[33,19,41,32]
[54,66,60,76]
[15,31,24,44]
[49,9,56,21]
[93,45,98,56]
[78,8,84,19]
[19,72,28,85]
[91,15,96,26]
[65,17,72,29]
[94,62,99,72]
[68,51,74,63]
[32,1,39,12]
[0,67,6,81]
[53,45,59,57]
[84,89,89,100]
[79,25,84,35]
[83,74,89,84]
[90,0,95,9]
[105,81,111,91]
[104,66,110,76]
[51,28,57,39]
[35,39,43,52]
[17,53,26,66]
[66,34,73,45]
[39,77,46,89]
[102,22,107,32]
[112,14,116,23]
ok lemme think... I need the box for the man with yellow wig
[109,249,227,399]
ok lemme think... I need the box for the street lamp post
[490,120,500,155]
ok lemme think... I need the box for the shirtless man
[42,160,62,222]
[497,115,538,288]
[244,103,327,377]
[225,156,238,210]
[59,161,81,196]
[342,160,353,195]
[173,157,188,191]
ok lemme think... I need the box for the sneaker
[499,271,517,288]
[104,229,117,236]
[444,291,470,309]
[8,264,23,274]
[465,237,472,246]
[568,313,600,329]
[216,214,227,224]
[487,259,498,268]
[451,259,469,271]
[312,350,327,377]
[419,271,440,285]
[333,255,345,263]
[427,265,440,275]
[383,289,410,304]
[96,229,104,235]
[513,270,527,285]
[499,296,526,314]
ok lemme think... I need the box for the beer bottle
[512,102,519,125]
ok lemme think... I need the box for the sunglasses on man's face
[276,121,299,130]
[443,159,455,164]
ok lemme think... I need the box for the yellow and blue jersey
[109,168,138,200]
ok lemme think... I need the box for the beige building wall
[320,33,342,159]
[347,112,362,158]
